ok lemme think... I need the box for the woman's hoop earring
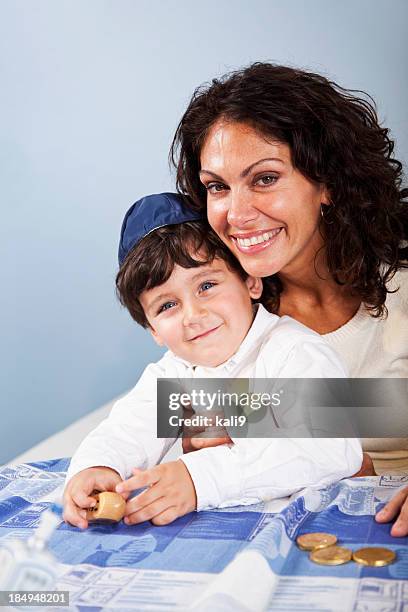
[320,203,335,224]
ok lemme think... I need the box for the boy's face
[139,258,263,367]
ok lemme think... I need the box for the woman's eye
[158,301,176,314]
[206,182,227,194]
[200,281,215,292]
[254,174,278,186]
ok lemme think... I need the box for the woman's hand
[182,434,233,453]
[375,485,408,537]
[181,404,233,453]
[351,452,376,477]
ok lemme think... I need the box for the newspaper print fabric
[0,459,407,611]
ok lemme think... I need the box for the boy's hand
[63,466,125,529]
[115,460,197,526]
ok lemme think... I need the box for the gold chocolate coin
[353,547,396,567]
[310,545,352,565]
[297,532,337,551]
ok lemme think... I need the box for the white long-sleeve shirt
[65,304,362,510]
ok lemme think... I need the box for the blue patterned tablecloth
[0,459,407,611]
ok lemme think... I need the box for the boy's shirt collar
[226,303,278,369]
[170,303,279,374]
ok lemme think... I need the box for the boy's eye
[158,301,176,314]
[254,174,278,186]
[206,182,227,194]
[200,281,215,292]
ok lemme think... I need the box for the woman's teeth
[236,228,281,248]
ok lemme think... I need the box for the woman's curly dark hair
[170,62,408,316]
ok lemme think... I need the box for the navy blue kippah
[118,192,204,266]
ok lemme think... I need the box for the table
[0,459,407,611]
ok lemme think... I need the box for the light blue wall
[1,0,407,463]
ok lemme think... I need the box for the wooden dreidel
[86,491,126,523]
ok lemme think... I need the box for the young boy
[63,193,362,529]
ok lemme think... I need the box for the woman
[170,63,408,535]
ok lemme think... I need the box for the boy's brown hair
[116,221,248,328]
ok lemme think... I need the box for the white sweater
[323,268,408,459]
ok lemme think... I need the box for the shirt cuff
[65,459,125,488]
[180,446,243,511]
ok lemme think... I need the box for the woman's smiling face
[200,121,329,279]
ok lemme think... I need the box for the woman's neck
[277,256,361,334]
